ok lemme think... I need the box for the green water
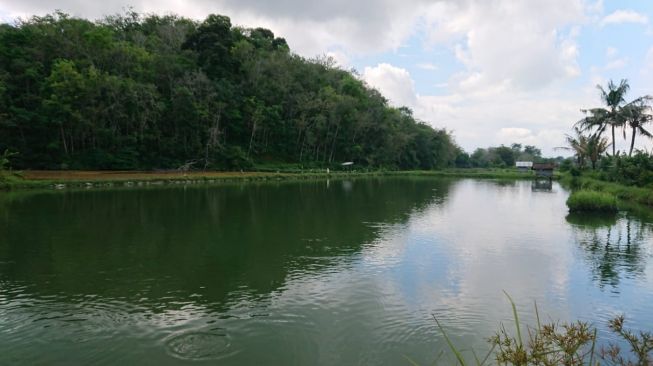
[1,178,652,365]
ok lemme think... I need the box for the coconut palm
[558,127,589,167]
[622,96,653,156]
[585,134,611,169]
[576,79,630,156]
[557,128,610,169]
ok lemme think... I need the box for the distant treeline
[455,143,562,168]
[0,11,462,170]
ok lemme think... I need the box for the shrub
[428,293,653,366]
[598,152,653,187]
[0,149,18,172]
[566,190,617,212]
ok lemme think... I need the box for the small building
[532,163,555,178]
[515,161,533,172]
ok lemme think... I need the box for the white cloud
[604,58,628,70]
[325,50,350,68]
[363,63,417,108]
[0,0,435,56]
[416,62,438,71]
[497,128,567,151]
[3,0,650,155]
[420,0,585,93]
[361,61,593,155]
[601,10,648,26]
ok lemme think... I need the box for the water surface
[1,178,652,365]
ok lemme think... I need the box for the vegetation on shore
[0,11,462,171]
[561,173,653,208]
[566,190,617,213]
[421,295,653,366]
[558,79,653,178]
[454,143,562,169]
[556,78,653,210]
[0,168,548,191]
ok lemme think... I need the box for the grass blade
[433,315,467,366]
[403,355,421,366]
[589,328,597,366]
[503,290,523,348]
[534,300,541,332]
[471,348,481,366]
[478,343,496,366]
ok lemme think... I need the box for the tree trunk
[612,125,616,156]
[329,124,340,163]
[629,126,636,157]
[247,118,257,158]
[60,124,69,156]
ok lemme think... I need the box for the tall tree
[558,127,589,168]
[0,11,460,171]
[622,96,653,156]
[577,79,630,156]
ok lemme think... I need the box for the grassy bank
[566,190,618,212]
[561,174,653,207]
[0,168,549,191]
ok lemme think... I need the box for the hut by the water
[532,163,555,178]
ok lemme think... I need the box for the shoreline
[562,175,653,207]
[0,168,549,191]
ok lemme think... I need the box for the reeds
[425,293,653,366]
[566,190,618,212]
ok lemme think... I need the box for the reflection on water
[567,213,651,288]
[0,178,653,365]
[531,179,553,192]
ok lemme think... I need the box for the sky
[2,0,653,156]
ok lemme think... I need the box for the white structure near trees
[515,161,533,172]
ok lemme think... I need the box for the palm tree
[576,79,630,156]
[622,96,653,156]
[557,128,610,169]
[585,134,611,169]
[558,127,589,167]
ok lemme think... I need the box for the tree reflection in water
[567,212,652,289]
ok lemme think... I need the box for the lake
[1,178,652,365]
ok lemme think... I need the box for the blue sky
[2,0,653,155]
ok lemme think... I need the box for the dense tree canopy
[462,143,546,168]
[0,12,461,170]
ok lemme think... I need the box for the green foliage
[601,316,653,365]
[566,190,618,213]
[558,159,573,172]
[430,295,653,366]
[559,128,610,170]
[575,79,653,159]
[0,11,460,171]
[597,152,653,188]
[468,144,544,169]
[563,176,653,207]
[0,149,18,171]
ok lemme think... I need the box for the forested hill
[0,12,461,170]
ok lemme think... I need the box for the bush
[429,294,653,366]
[566,190,618,212]
[0,149,18,172]
[598,152,653,187]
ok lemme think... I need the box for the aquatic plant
[566,190,618,213]
[426,293,653,366]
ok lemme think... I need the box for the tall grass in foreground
[566,190,618,213]
[413,293,653,366]
[562,175,653,207]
